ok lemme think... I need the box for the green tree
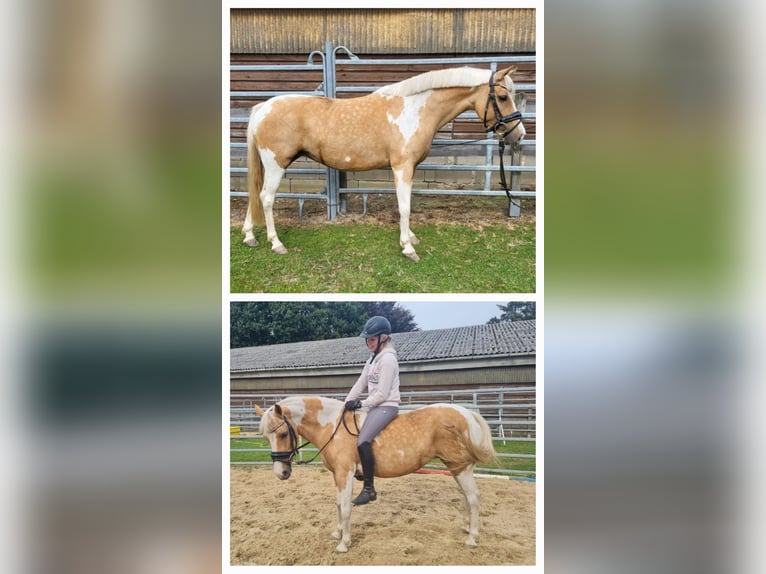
[230,302,369,347]
[487,302,536,323]
[230,302,420,348]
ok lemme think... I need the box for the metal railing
[230,386,536,480]
[230,41,536,218]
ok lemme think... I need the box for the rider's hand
[345,400,362,411]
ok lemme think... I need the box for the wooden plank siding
[230,9,536,55]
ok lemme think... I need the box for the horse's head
[479,66,526,145]
[255,403,296,480]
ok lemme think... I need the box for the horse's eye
[498,94,508,102]
[279,432,289,439]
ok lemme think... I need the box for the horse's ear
[254,405,265,417]
[274,404,283,417]
[494,66,517,81]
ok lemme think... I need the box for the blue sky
[400,301,510,330]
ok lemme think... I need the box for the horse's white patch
[281,397,306,427]
[250,94,311,131]
[386,91,430,145]
[316,398,340,428]
[249,99,274,129]
[344,156,351,163]
[258,146,280,170]
[392,167,412,188]
[432,403,483,444]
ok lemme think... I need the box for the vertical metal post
[498,390,506,445]
[324,41,340,220]
[527,407,533,439]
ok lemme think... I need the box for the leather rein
[482,70,524,213]
[267,408,360,466]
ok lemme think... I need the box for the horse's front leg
[453,466,480,547]
[392,166,420,262]
[330,469,355,552]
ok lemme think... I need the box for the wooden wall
[230,9,536,55]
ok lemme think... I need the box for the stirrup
[352,487,377,506]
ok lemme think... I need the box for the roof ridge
[230,320,535,372]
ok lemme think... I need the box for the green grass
[230,436,536,476]
[230,222,535,293]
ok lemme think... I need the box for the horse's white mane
[376,67,506,97]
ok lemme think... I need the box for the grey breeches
[358,405,399,445]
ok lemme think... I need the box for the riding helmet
[359,316,392,338]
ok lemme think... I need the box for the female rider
[344,315,401,505]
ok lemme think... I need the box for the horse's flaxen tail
[247,104,265,225]
[465,411,498,464]
[439,407,497,473]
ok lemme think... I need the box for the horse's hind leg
[260,151,288,254]
[452,465,480,547]
[242,202,258,247]
[392,166,420,262]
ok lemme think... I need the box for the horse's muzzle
[493,111,525,143]
[273,461,292,480]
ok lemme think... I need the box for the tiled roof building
[231,320,535,395]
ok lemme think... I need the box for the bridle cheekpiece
[482,69,524,213]
[483,70,523,136]
[266,417,301,463]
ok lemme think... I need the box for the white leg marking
[453,466,480,547]
[392,167,419,262]
[258,148,287,254]
[242,202,258,247]
[332,470,355,552]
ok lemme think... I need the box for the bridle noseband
[266,418,302,463]
[483,70,523,137]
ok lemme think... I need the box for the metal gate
[230,42,536,218]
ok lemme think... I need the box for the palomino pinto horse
[243,66,526,261]
[254,396,497,552]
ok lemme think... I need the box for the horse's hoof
[403,251,420,262]
[330,531,341,540]
[243,238,259,247]
[335,542,348,553]
[464,537,478,548]
[272,244,288,255]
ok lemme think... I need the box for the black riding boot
[352,441,377,505]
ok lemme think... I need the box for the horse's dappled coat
[243,66,525,262]
[255,396,497,552]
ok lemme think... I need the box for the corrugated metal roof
[230,320,535,373]
[230,9,536,54]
